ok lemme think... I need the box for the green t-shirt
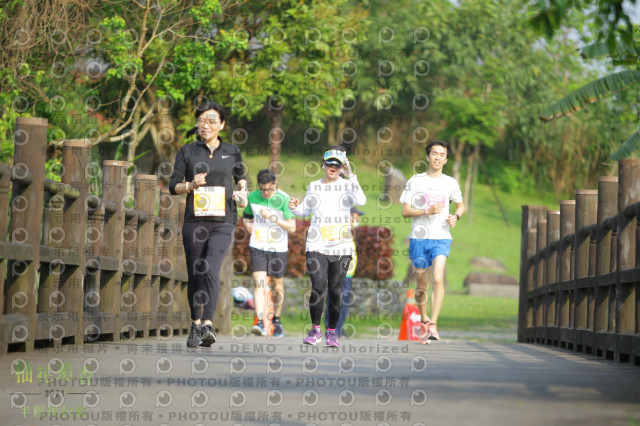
[243,189,294,252]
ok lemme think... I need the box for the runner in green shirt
[242,169,296,336]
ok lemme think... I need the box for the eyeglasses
[324,162,344,169]
[197,118,221,127]
[259,184,277,193]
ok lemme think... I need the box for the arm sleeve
[243,198,254,218]
[282,195,295,219]
[348,175,366,206]
[232,146,246,184]
[168,147,187,195]
[292,184,313,217]
[398,176,414,205]
[450,178,463,203]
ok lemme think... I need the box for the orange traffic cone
[398,289,422,340]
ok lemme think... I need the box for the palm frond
[539,70,640,122]
[580,40,639,61]
[610,127,640,161]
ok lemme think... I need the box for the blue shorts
[409,239,451,269]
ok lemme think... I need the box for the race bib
[424,194,446,208]
[255,228,277,243]
[321,224,350,246]
[194,186,225,217]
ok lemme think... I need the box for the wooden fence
[0,117,232,354]
[518,159,640,363]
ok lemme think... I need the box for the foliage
[427,0,512,151]
[0,0,633,197]
[530,1,640,160]
[206,0,369,130]
[540,70,640,121]
[529,0,637,48]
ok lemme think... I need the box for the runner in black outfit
[169,99,248,348]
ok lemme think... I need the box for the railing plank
[520,161,640,363]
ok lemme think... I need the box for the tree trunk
[479,161,510,227]
[466,143,480,225]
[125,135,139,201]
[327,119,336,147]
[124,106,145,201]
[452,139,465,183]
[268,107,283,172]
[463,146,474,207]
[143,92,177,166]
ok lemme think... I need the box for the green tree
[0,0,93,163]
[531,0,640,159]
[85,0,245,167]
[202,0,369,169]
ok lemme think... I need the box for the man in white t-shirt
[400,140,465,342]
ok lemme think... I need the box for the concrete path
[1,334,639,426]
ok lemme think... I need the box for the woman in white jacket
[289,146,366,347]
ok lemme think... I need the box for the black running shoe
[272,319,285,337]
[199,324,216,347]
[187,322,202,348]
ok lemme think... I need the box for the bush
[233,219,394,280]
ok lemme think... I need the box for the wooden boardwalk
[2,335,639,426]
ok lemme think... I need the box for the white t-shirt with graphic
[292,176,366,256]
[399,173,463,240]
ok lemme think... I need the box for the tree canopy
[0,0,633,199]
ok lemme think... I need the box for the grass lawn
[238,153,551,341]
[231,294,518,342]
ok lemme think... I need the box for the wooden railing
[0,117,232,354]
[518,159,640,363]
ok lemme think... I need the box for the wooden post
[213,231,233,335]
[0,165,9,319]
[157,189,176,335]
[101,160,128,341]
[60,139,90,344]
[574,189,597,353]
[38,190,64,316]
[151,214,164,336]
[616,159,640,362]
[4,117,48,352]
[558,200,575,348]
[121,196,139,339]
[166,193,182,332]
[594,176,617,358]
[525,229,537,339]
[177,200,189,333]
[535,219,547,343]
[134,175,157,337]
[518,205,547,343]
[546,210,560,344]
[0,163,13,352]
[85,197,105,341]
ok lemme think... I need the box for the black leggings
[182,221,235,321]
[306,251,351,329]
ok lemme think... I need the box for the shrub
[233,219,394,280]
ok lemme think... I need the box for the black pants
[182,220,235,321]
[306,251,351,329]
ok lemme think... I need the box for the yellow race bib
[194,186,226,217]
[320,224,350,246]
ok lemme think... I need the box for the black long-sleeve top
[169,138,246,223]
